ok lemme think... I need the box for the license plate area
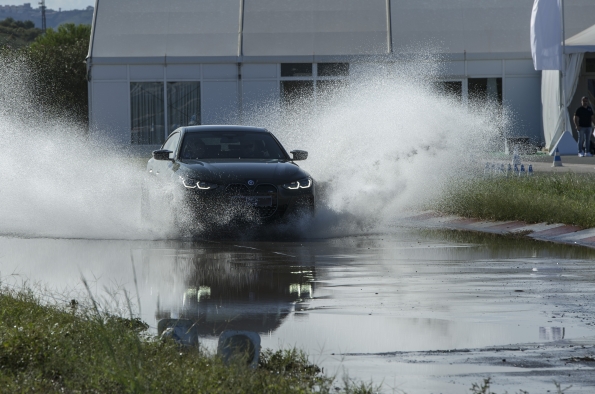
[232,196,272,207]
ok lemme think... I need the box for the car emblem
[247,180,255,186]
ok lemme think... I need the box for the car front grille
[225,183,278,218]
[225,184,250,196]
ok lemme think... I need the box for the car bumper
[182,182,315,223]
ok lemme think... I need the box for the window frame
[161,131,181,160]
[279,63,350,107]
[130,81,166,145]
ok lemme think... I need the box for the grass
[433,172,595,228]
[0,287,376,393]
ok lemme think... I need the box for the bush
[434,173,595,228]
[25,23,90,124]
[0,288,378,393]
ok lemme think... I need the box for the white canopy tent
[543,24,595,152]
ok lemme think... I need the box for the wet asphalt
[1,228,594,393]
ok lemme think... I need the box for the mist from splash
[0,52,506,240]
[247,57,506,238]
[0,54,172,239]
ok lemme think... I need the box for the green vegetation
[434,173,595,228]
[0,288,375,393]
[26,23,91,123]
[0,18,42,48]
[0,22,90,124]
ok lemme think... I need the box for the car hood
[180,159,309,183]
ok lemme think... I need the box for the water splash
[0,52,505,240]
[0,54,167,239]
[246,59,506,237]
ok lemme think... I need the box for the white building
[86,0,595,150]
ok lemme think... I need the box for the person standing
[574,96,595,157]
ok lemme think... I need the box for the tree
[26,23,91,123]
[0,18,42,48]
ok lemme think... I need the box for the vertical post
[560,0,568,131]
[237,0,245,124]
[39,0,46,32]
[386,0,392,54]
[163,59,168,140]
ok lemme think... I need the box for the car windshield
[179,131,287,160]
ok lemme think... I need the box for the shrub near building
[25,23,91,124]
[0,17,41,48]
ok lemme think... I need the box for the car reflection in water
[154,245,315,347]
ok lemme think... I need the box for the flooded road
[1,228,595,393]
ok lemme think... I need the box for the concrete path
[402,211,595,249]
[496,155,595,174]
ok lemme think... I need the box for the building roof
[88,0,595,62]
[90,0,241,58]
[565,23,595,54]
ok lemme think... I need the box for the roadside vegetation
[1,20,90,124]
[0,287,375,393]
[0,18,42,48]
[434,172,595,228]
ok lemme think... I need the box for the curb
[402,212,595,249]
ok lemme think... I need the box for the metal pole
[560,0,567,131]
[39,0,46,33]
[237,0,244,124]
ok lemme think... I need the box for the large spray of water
[246,58,505,237]
[0,54,157,239]
[0,52,505,240]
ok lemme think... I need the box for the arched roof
[88,0,595,61]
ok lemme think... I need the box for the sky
[0,1,93,11]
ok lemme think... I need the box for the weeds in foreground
[0,286,578,394]
[0,286,379,393]
[433,173,595,228]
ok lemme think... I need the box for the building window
[280,63,350,108]
[281,63,313,77]
[130,82,164,145]
[167,82,200,133]
[316,80,348,100]
[281,81,314,107]
[586,59,595,73]
[317,63,349,77]
[468,78,502,104]
[434,81,463,100]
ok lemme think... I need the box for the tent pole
[560,0,568,130]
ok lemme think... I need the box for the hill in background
[0,17,41,48]
[0,4,93,30]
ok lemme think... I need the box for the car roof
[181,125,268,133]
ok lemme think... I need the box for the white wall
[91,0,241,58]
[242,80,280,121]
[390,0,594,55]
[201,81,239,124]
[242,0,389,56]
[90,81,130,144]
[89,59,546,146]
[503,77,543,142]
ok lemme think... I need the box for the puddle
[1,228,595,391]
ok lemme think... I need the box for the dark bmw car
[145,125,314,226]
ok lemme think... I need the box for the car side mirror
[290,150,308,161]
[153,149,173,161]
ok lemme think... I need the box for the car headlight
[180,176,218,190]
[282,177,312,190]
